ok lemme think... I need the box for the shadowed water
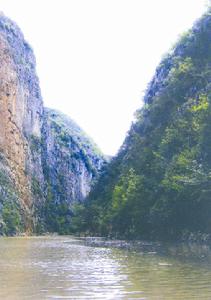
[0,236,211,299]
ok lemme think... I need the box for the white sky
[0,0,208,155]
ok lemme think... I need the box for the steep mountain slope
[79,11,211,241]
[0,13,44,234]
[40,108,105,233]
[0,13,105,235]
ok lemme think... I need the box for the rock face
[0,13,44,233]
[42,108,104,203]
[0,13,105,235]
[40,108,105,233]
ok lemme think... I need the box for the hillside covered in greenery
[72,11,211,241]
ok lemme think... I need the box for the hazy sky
[0,0,208,155]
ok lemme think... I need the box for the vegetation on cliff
[0,155,23,235]
[73,11,211,241]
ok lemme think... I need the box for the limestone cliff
[42,108,104,202]
[40,108,105,233]
[0,13,105,235]
[0,13,44,233]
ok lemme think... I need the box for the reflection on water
[0,236,211,299]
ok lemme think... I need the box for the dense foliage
[0,166,23,236]
[72,11,211,241]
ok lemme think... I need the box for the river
[0,236,211,299]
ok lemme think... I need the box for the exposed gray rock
[42,108,105,204]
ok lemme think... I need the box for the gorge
[1,6,211,300]
[1,9,211,242]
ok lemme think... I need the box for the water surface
[0,236,211,299]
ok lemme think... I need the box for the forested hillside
[73,10,211,241]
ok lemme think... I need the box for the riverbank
[81,236,211,261]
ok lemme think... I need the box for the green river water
[0,236,211,299]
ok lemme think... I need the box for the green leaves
[112,168,140,210]
[190,94,209,112]
[2,202,22,235]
